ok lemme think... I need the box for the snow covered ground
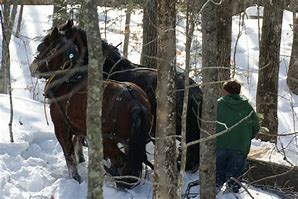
[0,5,297,199]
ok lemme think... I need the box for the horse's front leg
[55,126,82,183]
[73,135,86,163]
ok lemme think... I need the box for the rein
[44,59,73,96]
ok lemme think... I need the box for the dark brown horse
[58,20,203,172]
[30,27,153,188]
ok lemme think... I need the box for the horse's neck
[104,55,135,73]
[46,76,87,99]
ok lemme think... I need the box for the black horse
[58,20,203,172]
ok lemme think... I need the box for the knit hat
[223,80,241,94]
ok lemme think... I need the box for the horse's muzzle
[29,60,40,77]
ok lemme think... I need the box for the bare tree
[153,0,178,198]
[15,4,23,38]
[123,5,132,58]
[287,0,298,94]
[200,0,221,198]
[216,0,232,80]
[1,1,17,94]
[177,0,197,195]
[140,0,157,68]
[53,0,68,27]
[1,0,18,142]
[80,1,104,198]
[256,0,283,143]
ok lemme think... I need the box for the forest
[1,0,298,199]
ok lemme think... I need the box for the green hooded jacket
[216,94,260,156]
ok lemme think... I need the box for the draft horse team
[29,20,203,188]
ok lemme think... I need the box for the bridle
[36,36,79,79]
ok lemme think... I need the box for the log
[244,158,298,193]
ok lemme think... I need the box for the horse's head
[58,19,74,31]
[58,20,89,66]
[101,40,121,58]
[30,27,80,78]
[58,20,123,69]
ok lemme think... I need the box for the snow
[0,5,297,199]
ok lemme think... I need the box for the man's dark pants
[216,148,246,192]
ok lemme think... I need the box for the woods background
[1,0,298,198]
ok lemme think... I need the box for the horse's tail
[116,104,147,189]
[127,105,148,179]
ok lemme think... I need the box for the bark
[122,7,131,58]
[80,1,104,198]
[200,0,221,198]
[1,2,10,94]
[216,0,232,80]
[0,9,6,94]
[1,0,18,142]
[256,0,283,143]
[287,1,298,94]
[53,0,68,27]
[140,0,157,68]
[177,0,196,196]
[153,0,178,198]
[15,5,23,38]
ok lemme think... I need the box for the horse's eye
[69,53,74,59]
[37,43,46,52]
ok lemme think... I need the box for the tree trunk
[15,5,23,38]
[140,0,157,68]
[287,1,298,94]
[216,0,232,80]
[200,1,221,198]
[153,0,178,198]
[177,0,196,196]
[81,1,104,198]
[256,0,283,143]
[1,2,10,94]
[53,0,68,27]
[1,0,18,142]
[123,6,131,58]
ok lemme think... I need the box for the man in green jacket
[216,79,260,193]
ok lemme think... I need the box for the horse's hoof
[185,164,199,173]
[78,157,85,163]
[73,174,82,183]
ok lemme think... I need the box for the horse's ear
[50,27,59,40]
[66,19,74,28]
